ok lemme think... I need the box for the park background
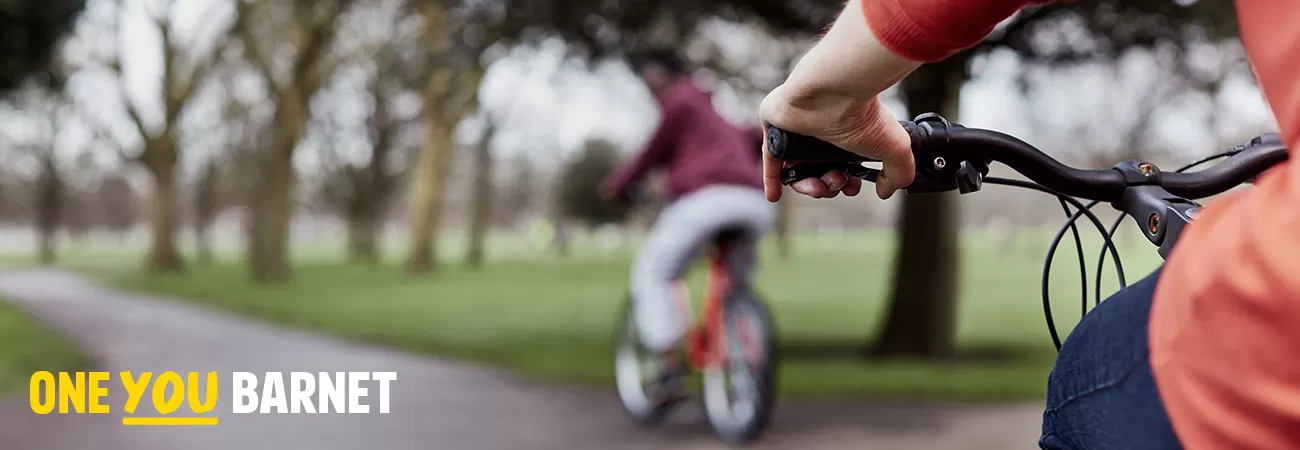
[0,0,1277,448]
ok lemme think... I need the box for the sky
[1,0,1278,183]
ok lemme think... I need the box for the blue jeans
[1039,268,1182,449]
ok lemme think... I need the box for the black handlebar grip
[765,127,876,162]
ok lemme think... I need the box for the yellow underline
[122,417,219,426]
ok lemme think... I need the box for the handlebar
[767,113,1289,203]
[769,114,1290,350]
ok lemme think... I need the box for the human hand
[760,91,912,201]
[758,0,920,202]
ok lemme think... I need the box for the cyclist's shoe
[648,352,687,407]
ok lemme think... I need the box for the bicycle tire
[613,294,675,426]
[701,285,778,445]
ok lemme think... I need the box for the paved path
[0,269,1043,449]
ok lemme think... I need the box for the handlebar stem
[1111,162,1202,259]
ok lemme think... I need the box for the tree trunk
[246,97,308,283]
[465,129,494,268]
[346,211,380,264]
[193,160,219,267]
[145,167,185,273]
[247,154,294,283]
[38,231,56,265]
[194,223,213,266]
[35,158,60,265]
[406,121,455,274]
[553,218,571,258]
[871,57,968,358]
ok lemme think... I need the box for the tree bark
[248,152,294,283]
[346,211,380,264]
[195,224,213,266]
[35,158,60,265]
[247,100,304,283]
[406,121,455,273]
[145,164,185,273]
[38,231,57,265]
[871,56,968,358]
[193,158,220,267]
[465,128,495,268]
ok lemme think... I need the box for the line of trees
[0,0,1256,359]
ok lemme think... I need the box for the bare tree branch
[164,43,226,131]
[104,5,153,142]
[78,107,137,162]
[232,1,280,92]
[296,0,358,97]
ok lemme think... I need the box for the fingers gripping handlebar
[767,113,1288,203]
[768,114,993,195]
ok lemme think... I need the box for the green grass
[55,230,1161,402]
[0,300,89,395]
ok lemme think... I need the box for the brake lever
[779,163,878,186]
[779,159,990,195]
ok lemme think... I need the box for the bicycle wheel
[613,294,674,425]
[701,286,777,445]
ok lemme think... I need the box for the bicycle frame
[684,244,732,370]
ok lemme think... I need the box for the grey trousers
[631,185,776,351]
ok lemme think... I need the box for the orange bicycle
[613,228,777,445]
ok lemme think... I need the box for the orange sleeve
[861,0,1054,61]
[1146,3,1300,449]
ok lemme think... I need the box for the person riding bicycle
[604,49,775,404]
[760,1,1298,449]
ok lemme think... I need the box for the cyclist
[603,49,775,404]
[759,1,1298,449]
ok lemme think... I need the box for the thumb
[850,105,914,199]
[875,154,914,199]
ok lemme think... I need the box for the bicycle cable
[982,149,1240,351]
[982,177,1121,350]
[768,121,1266,351]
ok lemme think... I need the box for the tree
[189,90,253,267]
[557,139,633,227]
[464,121,497,268]
[0,0,87,92]
[84,0,230,273]
[191,157,223,265]
[96,172,139,241]
[464,53,552,268]
[310,72,410,264]
[233,0,358,282]
[405,1,504,274]
[33,155,63,264]
[871,57,967,358]
[0,170,23,224]
[0,0,87,260]
[1,83,79,264]
[494,154,536,229]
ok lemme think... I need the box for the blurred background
[0,0,1276,448]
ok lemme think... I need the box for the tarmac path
[0,269,1042,449]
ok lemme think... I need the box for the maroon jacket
[603,80,764,202]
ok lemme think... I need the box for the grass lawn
[0,299,89,395]
[63,230,1160,402]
